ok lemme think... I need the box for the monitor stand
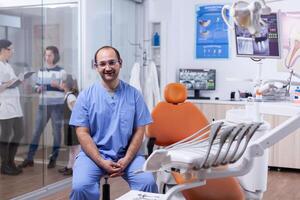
[187,89,210,100]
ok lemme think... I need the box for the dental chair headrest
[164,83,187,104]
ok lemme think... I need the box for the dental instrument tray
[143,121,263,172]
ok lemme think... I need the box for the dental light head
[222,0,271,36]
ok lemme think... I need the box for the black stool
[102,175,110,200]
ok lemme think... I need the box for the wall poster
[277,11,300,73]
[195,4,229,59]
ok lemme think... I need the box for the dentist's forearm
[124,126,145,161]
[76,127,105,166]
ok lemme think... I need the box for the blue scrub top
[70,80,152,161]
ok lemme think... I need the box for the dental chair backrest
[147,83,209,146]
[147,83,245,200]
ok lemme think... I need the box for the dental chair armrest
[147,137,156,156]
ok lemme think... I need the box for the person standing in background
[0,39,24,175]
[58,74,80,175]
[19,46,66,169]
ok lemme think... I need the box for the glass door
[0,1,80,198]
[0,3,44,198]
[40,1,79,188]
[0,0,141,199]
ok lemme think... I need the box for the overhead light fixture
[222,0,271,36]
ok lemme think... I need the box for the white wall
[80,0,142,88]
[112,0,140,82]
[147,0,300,100]
[80,0,111,88]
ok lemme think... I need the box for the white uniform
[0,61,23,119]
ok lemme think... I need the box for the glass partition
[41,3,79,187]
[0,0,139,199]
[0,3,44,199]
[0,1,80,199]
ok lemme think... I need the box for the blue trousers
[70,154,158,200]
[27,104,63,161]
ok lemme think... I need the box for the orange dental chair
[118,83,300,200]
[146,83,245,200]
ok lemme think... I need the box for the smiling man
[69,46,157,200]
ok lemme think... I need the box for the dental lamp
[222,0,271,36]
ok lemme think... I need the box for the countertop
[188,99,300,116]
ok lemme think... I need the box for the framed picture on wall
[277,11,300,73]
[195,4,229,59]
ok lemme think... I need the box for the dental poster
[277,12,300,72]
[196,4,229,59]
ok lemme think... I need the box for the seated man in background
[69,46,158,200]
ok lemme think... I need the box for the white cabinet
[264,115,300,169]
[195,102,244,122]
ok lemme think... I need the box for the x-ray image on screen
[234,13,280,58]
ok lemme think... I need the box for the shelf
[151,46,160,49]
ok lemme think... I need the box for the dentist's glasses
[94,59,120,68]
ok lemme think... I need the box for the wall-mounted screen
[234,13,280,58]
[179,68,216,99]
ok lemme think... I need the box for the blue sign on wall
[196,4,229,59]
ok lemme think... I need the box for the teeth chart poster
[278,11,300,72]
[195,4,229,59]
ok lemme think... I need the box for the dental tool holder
[143,121,262,172]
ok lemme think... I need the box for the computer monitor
[179,68,216,99]
[234,13,280,58]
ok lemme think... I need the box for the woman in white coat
[0,39,24,175]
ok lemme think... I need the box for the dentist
[69,46,158,200]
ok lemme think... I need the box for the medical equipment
[222,0,271,36]
[253,68,300,101]
[234,12,280,59]
[118,108,300,200]
[117,83,300,200]
[255,81,288,101]
[227,63,300,102]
